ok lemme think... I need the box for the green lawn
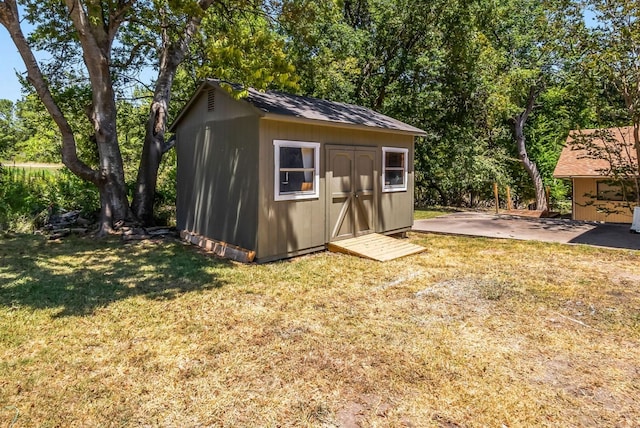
[1,233,639,426]
[414,207,456,220]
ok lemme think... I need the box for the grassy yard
[413,207,455,220]
[1,233,639,427]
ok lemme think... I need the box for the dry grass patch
[1,233,639,427]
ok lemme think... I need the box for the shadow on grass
[0,234,232,317]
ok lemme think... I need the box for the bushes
[0,165,99,232]
[0,161,178,232]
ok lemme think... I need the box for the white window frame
[382,147,409,192]
[274,140,321,201]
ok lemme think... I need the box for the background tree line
[0,0,638,231]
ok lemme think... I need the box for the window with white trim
[274,140,320,201]
[382,147,408,192]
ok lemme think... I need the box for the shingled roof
[554,127,638,178]
[244,85,426,135]
[170,79,426,136]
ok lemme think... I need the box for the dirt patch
[531,352,640,426]
[335,395,394,427]
[431,413,463,428]
[416,277,512,301]
[612,271,640,291]
[412,277,512,326]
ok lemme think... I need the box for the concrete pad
[412,211,640,251]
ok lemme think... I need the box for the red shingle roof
[553,127,639,178]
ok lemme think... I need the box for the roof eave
[261,112,427,137]
[168,80,210,133]
[554,174,626,179]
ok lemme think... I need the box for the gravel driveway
[412,211,640,251]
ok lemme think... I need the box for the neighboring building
[170,80,426,262]
[554,127,639,223]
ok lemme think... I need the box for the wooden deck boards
[327,233,426,262]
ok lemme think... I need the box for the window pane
[279,146,315,194]
[280,147,303,169]
[301,147,314,168]
[385,170,404,187]
[597,181,628,201]
[385,152,404,168]
[280,170,307,193]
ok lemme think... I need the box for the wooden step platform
[327,233,426,262]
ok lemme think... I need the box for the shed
[554,127,638,223]
[170,80,426,262]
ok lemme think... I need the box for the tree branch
[517,84,542,128]
[161,135,176,154]
[115,40,156,69]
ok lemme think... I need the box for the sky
[0,26,156,104]
[0,30,29,103]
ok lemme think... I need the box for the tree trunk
[132,0,215,225]
[131,71,173,225]
[513,86,547,212]
[93,103,130,233]
[427,177,448,206]
[63,0,131,234]
[515,121,547,211]
[3,0,152,233]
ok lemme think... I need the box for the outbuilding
[554,126,638,223]
[170,80,426,262]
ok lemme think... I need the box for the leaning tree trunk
[2,0,132,234]
[513,86,547,212]
[131,69,175,226]
[132,0,216,225]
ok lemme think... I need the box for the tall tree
[0,0,131,233]
[277,0,363,102]
[0,0,271,229]
[133,0,300,224]
[280,0,516,207]
[478,0,584,211]
[417,0,511,207]
[586,0,640,204]
[131,0,221,225]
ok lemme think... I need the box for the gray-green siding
[256,120,414,262]
[176,90,260,251]
[175,86,416,262]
